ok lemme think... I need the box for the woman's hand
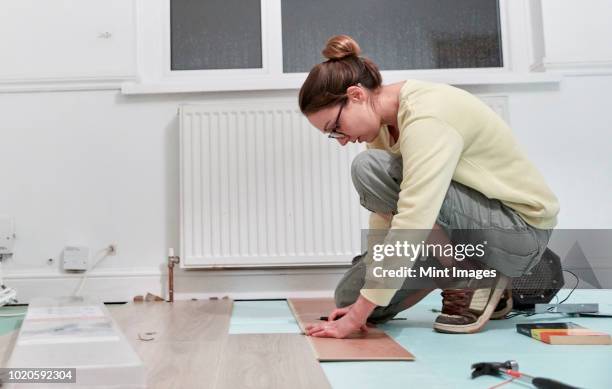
[306,312,368,338]
[327,305,352,321]
[305,295,377,339]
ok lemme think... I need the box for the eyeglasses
[326,102,347,139]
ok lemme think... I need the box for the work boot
[433,274,510,334]
[490,286,513,320]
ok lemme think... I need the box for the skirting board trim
[3,267,345,303]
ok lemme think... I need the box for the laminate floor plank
[109,299,232,343]
[0,331,18,367]
[288,298,415,361]
[287,298,337,333]
[215,334,331,389]
[128,338,227,389]
[108,300,233,389]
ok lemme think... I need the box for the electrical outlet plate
[63,246,89,271]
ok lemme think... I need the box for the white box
[6,296,145,388]
[62,246,88,271]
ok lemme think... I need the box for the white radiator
[179,102,368,268]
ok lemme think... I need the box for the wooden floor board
[215,334,331,389]
[109,299,232,343]
[128,339,227,389]
[108,299,233,389]
[288,298,415,361]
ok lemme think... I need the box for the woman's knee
[351,150,381,189]
[351,150,400,214]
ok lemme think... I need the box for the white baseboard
[4,267,347,303]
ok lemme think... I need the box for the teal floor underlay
[2,292,611,388]
[229,299,300,334]
[230,291,612,389]
[0,306,26,336]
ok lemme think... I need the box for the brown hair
[299,35,382,115]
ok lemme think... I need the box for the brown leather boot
[490,287,513,320]
[433,275,510,334]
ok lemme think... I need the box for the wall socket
[63,246,89,271]
[108,244,117,256]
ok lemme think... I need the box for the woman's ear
[346,85,365,103]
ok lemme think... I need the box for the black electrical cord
[557,269,579,304]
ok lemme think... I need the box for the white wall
[540,0,612,69]
[507,77,612,229]
[1,1,611,302]
[1,89,354,301]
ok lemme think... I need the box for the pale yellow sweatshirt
[361,80,560,306]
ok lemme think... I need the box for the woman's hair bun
[322,35,361,60]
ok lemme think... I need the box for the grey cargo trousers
[336,149,552,323]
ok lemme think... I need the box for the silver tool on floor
[471,360,579,389]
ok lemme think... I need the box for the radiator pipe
[167,248,180,302]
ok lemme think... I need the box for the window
[281,0,503,73]
[170,0,262,70]
[169,0,501,73]
[126,0,555,94]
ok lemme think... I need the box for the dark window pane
[282,0,502,73]
[171,0,262,70]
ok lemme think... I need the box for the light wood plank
[128,338,227,389]
[287,298,337,333]
[288,298,415,361]
[0,331,19,367]
[108,299,233,389]
[109,299,232,343]
[215,334,331,389]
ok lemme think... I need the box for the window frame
[162,0,272,78]
[122,0,560,95]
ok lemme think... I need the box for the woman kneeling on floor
[299,35,559,338]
